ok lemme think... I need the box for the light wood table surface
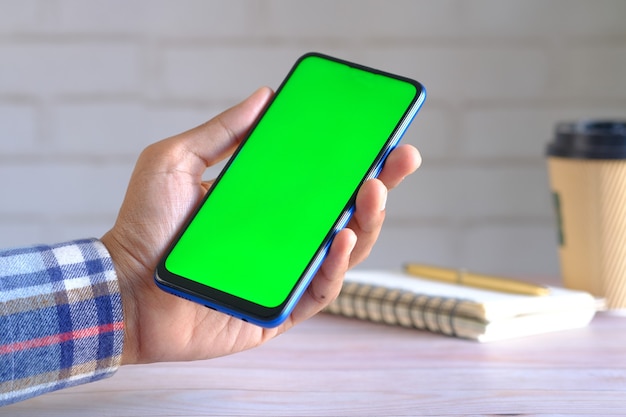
[2,310,625,416]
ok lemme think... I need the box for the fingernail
[380,187,388,211]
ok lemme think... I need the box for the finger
[346,178,387,267]
[345,145,420,267]
[200,180,214,193]
[285,228,356,328]
[377,144,422,190]
[156,87,274,175]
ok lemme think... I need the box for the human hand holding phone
[155,53,426,327]
[101,83,421,365]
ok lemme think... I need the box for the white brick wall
[1,0,625,279]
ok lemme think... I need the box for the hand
[101,87,421,365]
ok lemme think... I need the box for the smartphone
[155,52,426,327]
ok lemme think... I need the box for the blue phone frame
[154,53,426,328]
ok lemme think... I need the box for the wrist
[101,230,141,365]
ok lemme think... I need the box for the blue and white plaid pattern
[0,238,123,406]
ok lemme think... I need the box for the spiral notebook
[324,270,598,342]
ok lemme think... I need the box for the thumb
[166,86,273,173]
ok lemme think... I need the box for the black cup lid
[547,120,626,159]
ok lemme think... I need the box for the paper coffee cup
[547,120,626,311]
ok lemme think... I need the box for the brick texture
[2,0,626,278]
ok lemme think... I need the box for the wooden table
[2,311,625,416]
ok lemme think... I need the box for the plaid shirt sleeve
[0,238,124,406]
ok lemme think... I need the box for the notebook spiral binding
[327,281,467,337]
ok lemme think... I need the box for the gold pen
[403,263,550,296]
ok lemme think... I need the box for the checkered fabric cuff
[0,238,124,406]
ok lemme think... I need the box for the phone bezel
[154,52,426,327]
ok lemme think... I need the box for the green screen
[165,54,418,308]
